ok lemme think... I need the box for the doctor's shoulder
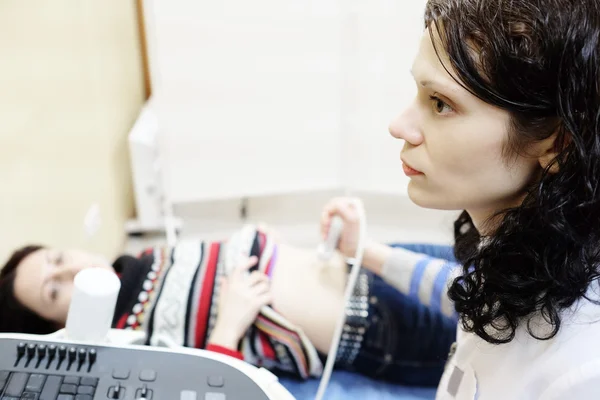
[436,293,600,400]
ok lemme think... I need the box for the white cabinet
[142,0,427,203]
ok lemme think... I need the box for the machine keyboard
[0,370,97,400]
[0,336,272,400]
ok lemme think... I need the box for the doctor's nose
[388,104,423,146]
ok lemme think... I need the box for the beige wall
[0,1,145,262]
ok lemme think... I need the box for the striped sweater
[111,225,322,379]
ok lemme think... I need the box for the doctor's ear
[537,130,571,174]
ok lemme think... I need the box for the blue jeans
[347,243,458,387]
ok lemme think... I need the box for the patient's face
[13,248,114,324]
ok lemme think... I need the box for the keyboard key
[4,372,28,397]
[57,395,74,400]
[112,368,130,379]
[21,392,40,400]
[180,390,197,400]
[207,376,224,388]
[26,374,46,392]
[79,377,98,387]
[74,395,92,400]
[204,392,227,400]
[62,376,80,385]
[39,375,62,400]
[2,396,19,400]
[205,393,226,400]
[59,384,77,394]
[0,371,10,391]
[77,386,94,395]
[139,369,157,382]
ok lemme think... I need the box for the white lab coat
[436,283,600,400]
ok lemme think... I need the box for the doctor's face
[389,28,542,226]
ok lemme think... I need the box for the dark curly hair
[425,0,600,343]
[0,245,58,334]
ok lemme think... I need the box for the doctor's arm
[364,240,459,319]
[322,197,460,320]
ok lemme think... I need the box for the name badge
[447,366,465,397]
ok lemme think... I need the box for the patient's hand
[208,256,273,349]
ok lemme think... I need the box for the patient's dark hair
[425,0,600,343]
[0,245,58,334]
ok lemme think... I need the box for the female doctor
[322,0,600,398]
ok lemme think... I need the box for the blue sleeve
[383,243,460,320]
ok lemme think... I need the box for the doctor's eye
[429,95,454,115]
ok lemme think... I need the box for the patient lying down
[0,224,451,386]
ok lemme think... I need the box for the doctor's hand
[320,197,365,259]
[321,197,393,276]
[208,256,273,350]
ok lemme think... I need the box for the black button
[48,345,57,357]
[139,369,157,382]
[62,377,79,385]
[136,387,153,400]
[207,376,224,388]
[88,349,96,364]
[26,344,36,358]
[112,368,130,380]
[5,371,29,397]
[77,386,94,395]
[75,395,93,400]
[80,377,98,387]
[57,395,74,400]
[25,374,46,392]
[37,345,47,359]
[21,393,40,400]
[67,348,76,362]
[107,383,125,399]
[77,349,86,362]
[39,375,62,400]
[58,346,67,360]
[60,383,77,394]
[17,343,26,356]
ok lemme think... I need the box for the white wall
[122,0,456,258]
[145,0,345,202]
[142,0,428,203]
[342,0,426,194]
[122,0,459,256]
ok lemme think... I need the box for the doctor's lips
[401,160,423,176]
